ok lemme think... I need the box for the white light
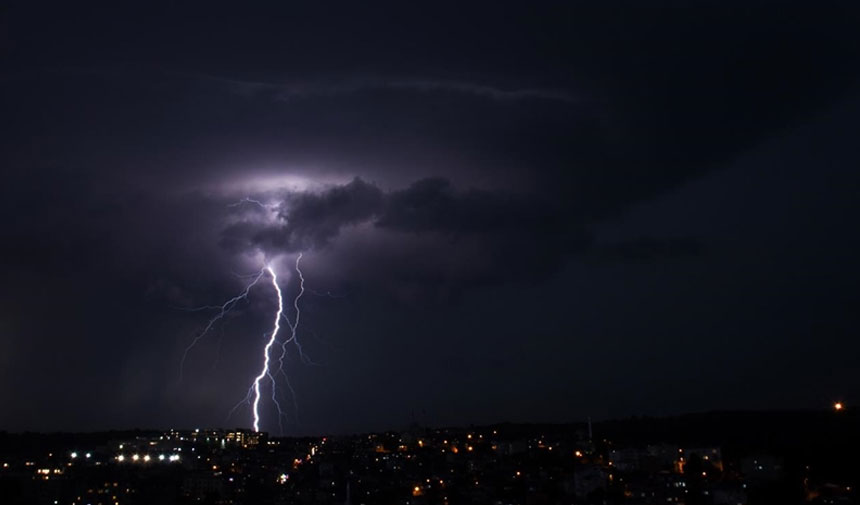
[132,454,140,462]
[251,265,287,432]
[117,455,125,462]
[85,453,91,459]
[158,454,165,461]
[221,173,346,196]
[143,455,151,462]
[70,452,78,459]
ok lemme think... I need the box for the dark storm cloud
[377,177,564,235]
[591,237,705,262]
[1,0,860,434]
[220,176,589,291]
[7,0,855,197]
[222,178,385,253]
[184,72,578,104]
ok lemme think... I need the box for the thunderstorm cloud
[1,1,859,433]
[218,176,593,291]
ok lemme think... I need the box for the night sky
[1,2,859,435]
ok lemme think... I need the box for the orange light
[834,402,844,411]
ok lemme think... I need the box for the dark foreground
[1,409,857,505]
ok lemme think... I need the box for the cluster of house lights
[115,453,180,463]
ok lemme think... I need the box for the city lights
[1,422,845,504]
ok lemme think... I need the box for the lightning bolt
[182,254,313,433]
[179,197,321,432]
[227,196,271,210]
[269,253,313,427]
[233,256,311,433]
[279,253,310,365]
[249,265,284,432]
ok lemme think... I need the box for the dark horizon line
[1,406,850,438]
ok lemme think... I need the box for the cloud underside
[219,177,701,294]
